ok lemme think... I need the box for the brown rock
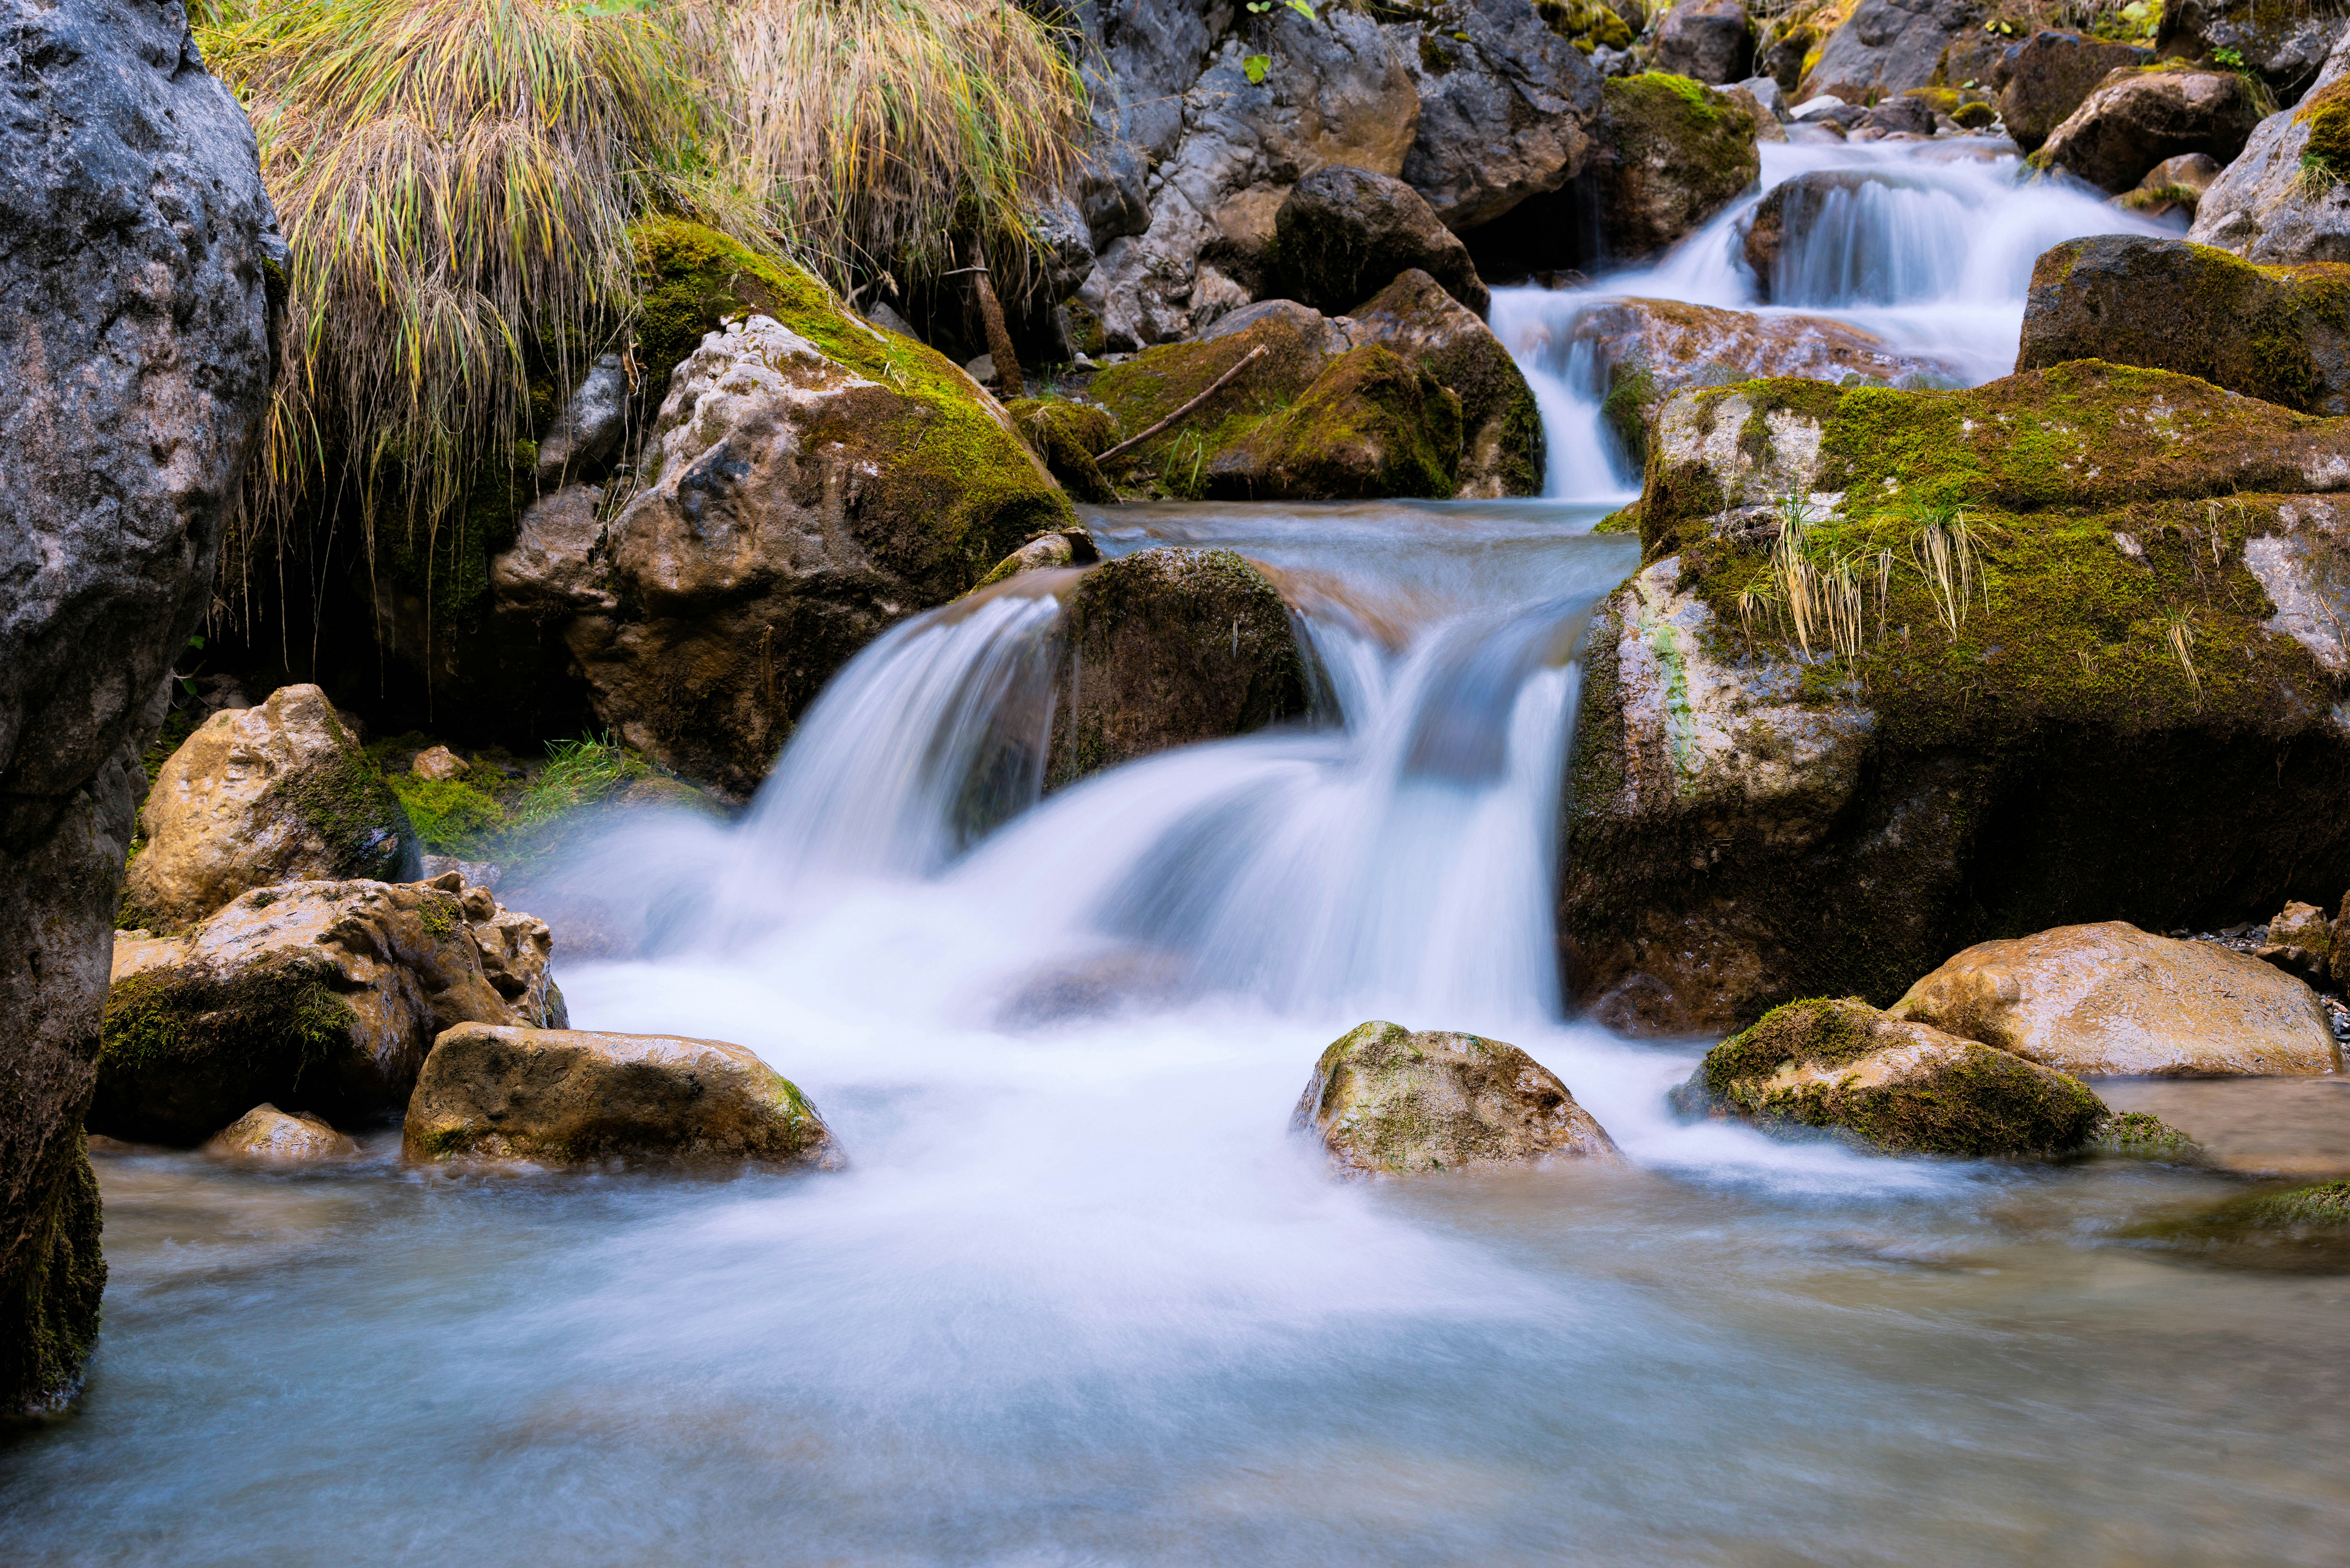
[404,1024,842,1169]
[204,1104,358,1164]
[1891,921,2342,1077]
[122,685,417,931]
[1343,269,1543,497]
[411,746,466,781]
[1292,1021,1619,1176]
[1203,344,1465,502]
[1996,31,2155,152]
[2035,65,2264,193]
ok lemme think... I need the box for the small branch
[1097,345,1268,464]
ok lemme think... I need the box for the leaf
[186,633,205,650]
[1244,53,1271,84]
[1286,0,1316,16]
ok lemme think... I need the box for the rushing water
[9,144,2349,1565]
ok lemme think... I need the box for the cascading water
[1490,137,2179,500]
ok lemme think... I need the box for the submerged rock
[1890,922,2341,1077]
[404,1024,841,1170]
[2124,1178,2350,1272]
[2034,65,2263,193]
[1681,997,2106,1157]
[123,685,418,931]
[2088,1109,2203,1160]
[1589,73,1762,260]
[204,1104,358,1164]
[1273,166,1489,319]
[1292,1021,1620,1175]
[2017,235,2350,415]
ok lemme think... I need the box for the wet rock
[535,352,630,484]
[411,746,466,782]
[122,685,419,932]
[1742,170,1910,297]
[1855,93,1937,137]
[1292,1021,1620,1175]
[1996,31,2154,153]
[2111,150,2226,221]
[2088,1109,2203,1160]
[1391,0,1604,231]
[490,484,612,613]
[1649,0,1755,84]
[1047,548,1312,789]
[1800,0,1985,107]
[94,878,520,1145]
[1206,344,1465,501]
[1890,922,2342,1077]
[448,874,568,1032]
[549,223,1071,795]
[1590,73,1762,260]
[2034,65,2264,193]
[976,528,1103,589]
[2017,234,2350,414]
[1679,997,2106,1156]
[1197,298,1353,352]
[2191,35,2350,263]
[1273,166,1490,319]
[2156,0,2346,105]
[2124,1178,2350,1272]
[1004,398,1119,503]
[204,1104,358,1164]
[1344,269,1544,497]
[405,1024,841,1170]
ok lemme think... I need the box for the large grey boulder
[1800,0,1984,106]
[1387,0,1603,231]
[2190,32,2350,264]
[0,0,276,1415]
[1590,72,1762,261]
[1649,0,1755,85]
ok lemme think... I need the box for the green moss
[0,1133,105,1417]
[1004,396,1118,502]
[387,774,505,854]
[1535,0,1633,50]
[1210,344,1463,501]
[93,956,359,1145]
[260,731,415,885]
[1089,314,1336,492]
[1703,997,1883,1093]
[1600,74,1762,227]
[2091,1109,2202,1159]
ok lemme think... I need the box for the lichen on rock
[1292,1021,1620,1175]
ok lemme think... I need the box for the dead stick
[1096,345,1267,465]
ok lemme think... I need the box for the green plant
[388,773,505,851]
[503,731,633,832]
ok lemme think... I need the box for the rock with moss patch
[1272,166,1490,318]
[977,529,1104,589]
[122,685,418,931]
[2018,235,2350,414]
[2124,1178,2350,1270]
[1048,548,1312,788]
[2191,38,2350,263]
[2156,0,2344,105]
[1648,0,1754,84]
[404,1023,842,1170]
[204,1104,359,1164]
[1891,921,2341,1076]
[2089,1109,2203,1160]
[2035,64,2264,193]
[1205,344,1465,501]
[1996,31,2154,153]
[95,878,518,1144]
[535,222,1072,795]
[1293,1020,1620,1175]
[1344,269,1543,496]
[1680,997,2107,1156]
[1797,0,1981,105]
[1003,398,1119,502]
[1591,73,1762,260]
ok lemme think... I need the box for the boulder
[1292,1021,1620,1175]
[94,877,527,1145]
[1890,922,2342,1076]
[1996,31,2155,153]
[1003,397,1119,503]
[1556,296,1959,463]
[2156,0,2346,105]
[1854,93,1937,136]
[2089,1109,2203,1160]
[1590,73,1762,261]
[976,528,1103,590]
[1647,0,1755,85]
[1679,996,2106,1156]
[2256,898,2334,984]
[1088,308,1352,493]
[2191,41,2350,264]
[1047,548,1312,788]
[1205,344,1466,501]
[2017,235,2350,415]
[404,1023,841,1169]
[1391,0,1605,231]
[527,221,1072,796]
[1344,269,1544,497]
[1067,0,1223,247]
[1075,12,1421,348]
[203,1104,358,1164]
[490,484,613,613]
[1566,363,2350,1033]
[2034,65,2264,193]
[2111,150,2226,221]
[1799,0,1986,106]
[1272,166,1490,318]
[121,685,419,931]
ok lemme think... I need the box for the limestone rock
[0,0,277,1409]
[1047,548,1312,788]
[490,484,612,612]
[2256,897,2334,984]
[204,1104,358,1164]
[2017,235,2350,415]
[94,878,518,1145]
[2156,0,2346,104]
[2035,65,2263,193]
[446,874,568,1032]
[1344,269,1543,497]
[1799,0,1985,107]
[1205,344,1465,501]
[1292,1021,1620,1175]
[2190,35,2350,263]
[535,352,630,485]
[1680,997,2107,1156]
[1996,31,2154,152]
[1648,0,1755,84]
[1273,166,1490,318]
[1388,0,1603,230]
[1590,73,1762,261]
[411,746,466,781]
[1891,922,2342,1076]
[121,685,418,930]
[404,1023,841,1169]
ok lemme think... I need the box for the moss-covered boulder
[2034,64,2264,193]
[1892,921,2340,1076]
[1048,548,1312,788]
[1292,1021,1620,1176]
[1679,997,2107,1156]
[1344,268,1543,496]
[1003,397,1118,503]
[2020,236,2350,417]
[1565,361,2350,1034]
[404,1023,841,1170]
[1204,344,1465,501]
[1088,309,1352,495]
[95,877,520,1144]
[527,220,1072,795]
[122,684,418,932]
[1591,73,1761,261]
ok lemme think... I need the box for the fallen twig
[1096,344,1267,464]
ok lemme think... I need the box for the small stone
[411,745,466,780]
[205,1104,358,1164]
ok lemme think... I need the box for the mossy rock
[2122,1179,2350,1273]
[1537,0,1635,52]
[0,1134,104,1417]
[1292,1021,1620,1174]
[2088,1110,2203,1160]
[1088,311,1344,494]
[1003,396,1118,502]
[1205,344,1464,501]
[1594,73,1762,260]
[1689,997,2108,1157]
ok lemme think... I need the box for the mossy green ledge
[1565,361,2350,1036]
